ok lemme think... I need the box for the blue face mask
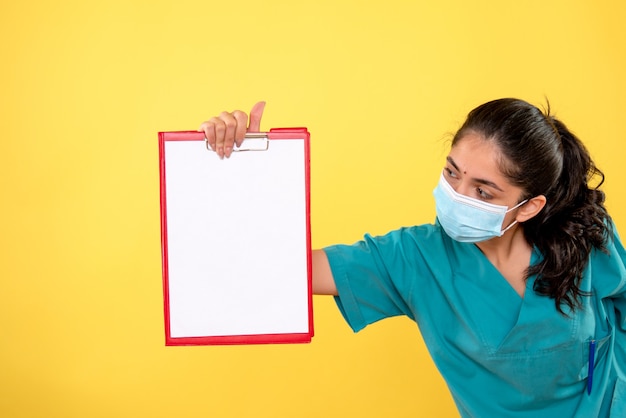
[433,173,527,243]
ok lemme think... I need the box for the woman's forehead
[448,133,504,175]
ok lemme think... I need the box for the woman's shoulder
[368,222,448,249]
[363,221,470,265]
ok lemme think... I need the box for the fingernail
[225,147,232,158]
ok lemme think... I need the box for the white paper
[163,139,309,338]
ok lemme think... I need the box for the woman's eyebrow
[446,156,460,171]
[474,177,504,192]
[446,156,504,192]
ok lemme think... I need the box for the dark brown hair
[453,98,612,314]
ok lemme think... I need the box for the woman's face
[444,132,526,226]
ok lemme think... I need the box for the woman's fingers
[218,111,237,158]
[248,101,266,133]
[198,101,266,159]
[199,117,221,155]
[232,110,249,148]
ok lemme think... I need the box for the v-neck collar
[467,242,538,301]
[451,242,543,352]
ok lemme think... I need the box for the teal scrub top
[324,223,626,417]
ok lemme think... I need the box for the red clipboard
[159,128,313,345]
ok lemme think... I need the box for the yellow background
[1,1,625,417]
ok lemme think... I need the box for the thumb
[247,101,266,132]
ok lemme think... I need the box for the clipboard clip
[205,133,269,152]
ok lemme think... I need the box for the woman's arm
[312,249,337,295]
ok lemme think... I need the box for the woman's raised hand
[198,101,266,159]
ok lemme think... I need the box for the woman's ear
[517,195,547,222]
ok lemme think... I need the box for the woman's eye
[444,168,457,178]
[477,187,492,200]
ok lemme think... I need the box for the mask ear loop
[500,219,519,235]
[500,199,530,235]
[505,199,529,213]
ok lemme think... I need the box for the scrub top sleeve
[324,230,420,333]
[324,245,368,332]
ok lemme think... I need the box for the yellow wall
[1,1,625,417]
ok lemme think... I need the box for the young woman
[199,98,625,417]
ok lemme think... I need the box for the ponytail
[524,118,612,313]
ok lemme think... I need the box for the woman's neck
[475,225,533,297]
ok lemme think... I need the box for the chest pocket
[483,332,611,403]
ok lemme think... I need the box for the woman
[199,98,625,417]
